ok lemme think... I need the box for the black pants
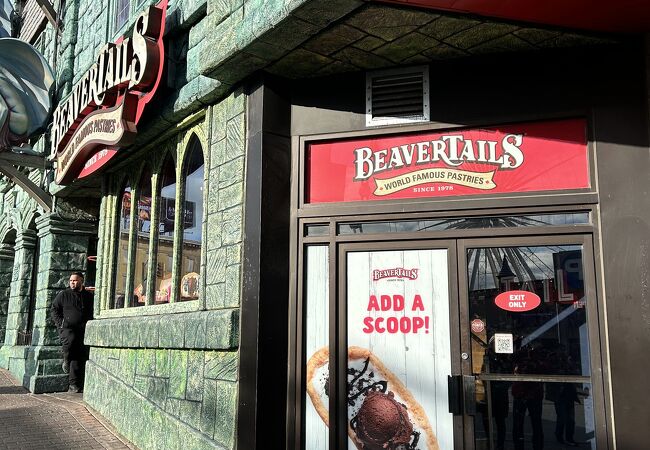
[554,398,576,442]
[513,398,544,450]
[59,327,89,387]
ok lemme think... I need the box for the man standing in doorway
[50,272,94,393]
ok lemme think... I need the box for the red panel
[306,119,589,204]
[377,0,650,33]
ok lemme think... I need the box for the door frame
[288,211,612,450]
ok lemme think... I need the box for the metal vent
[366,66,429,127]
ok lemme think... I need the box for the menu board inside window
[306,119,589,204]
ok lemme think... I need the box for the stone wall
[84,311,238,449]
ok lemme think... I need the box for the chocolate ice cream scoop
[353,390,414,449]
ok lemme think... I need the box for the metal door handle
[449,374,477,416]
[448,375,462,415]
[463,375,476,416]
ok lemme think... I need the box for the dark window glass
[468,245,589,377]
[132,167,152,307]
[304,224,330,237]
[115,0,130,30]
[338,213,590,235]
[114,183,131,308]
[179,137,204,301]
[155,155,176,304]
[473,380,596,450]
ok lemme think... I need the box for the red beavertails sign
[306,119,589,203]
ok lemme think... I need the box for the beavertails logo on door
[306,119,589,203]
[372,268,419,281]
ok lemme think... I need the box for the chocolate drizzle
[347,358,421,450]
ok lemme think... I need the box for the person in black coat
[50,272,94,393]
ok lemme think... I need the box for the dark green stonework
[85,346,238,450]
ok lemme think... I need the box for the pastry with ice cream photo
[306,346,440,450]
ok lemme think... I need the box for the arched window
[0,229,17,341]
[179,136,204,301]
[114,181,131,308]
[155,154,176,304]
[132,166,152,307]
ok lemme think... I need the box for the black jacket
[51,288,94,330]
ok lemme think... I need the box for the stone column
[0,230,37,376]
[0,244,15,344]
[2,231,37,347]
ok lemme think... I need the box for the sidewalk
[0,368,136,450]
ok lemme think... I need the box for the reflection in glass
[338,213,590,235]
[114,183,131,309]
[115,0,129,30]
[155,155,176,304]
[474,381,595,450]
[132,167,152,307]
[180,137,204,301]
[468,246,589,377]
[304,224,330,237]
[304,246,329,450]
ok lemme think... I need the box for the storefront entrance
[294,215,608,450]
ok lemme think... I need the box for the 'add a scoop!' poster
[306,249,454,449]
[306,119,589,203]
[347,249,452,450]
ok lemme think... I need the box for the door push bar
[448,375,476,416]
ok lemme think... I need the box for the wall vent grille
[366,66,429,127]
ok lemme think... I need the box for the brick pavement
[0,368,136,450]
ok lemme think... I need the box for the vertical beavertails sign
[51,0,167,184]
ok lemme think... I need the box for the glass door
[298,234,608,450]
[458,236,607,450]
[301,240,462,450]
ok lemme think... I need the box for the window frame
[111,0,152,36]
[150,150,178,306]
[178,134,205,303]
[111,175,136,310]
